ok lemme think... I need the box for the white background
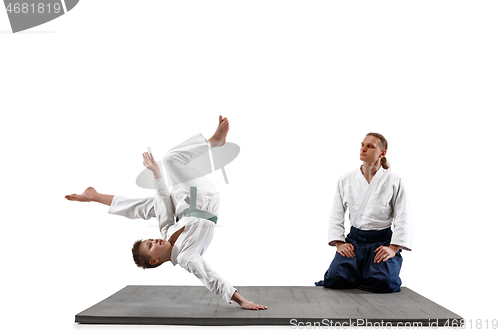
[1,1,499,332]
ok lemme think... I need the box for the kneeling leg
[358,251,403,293]
[316,252,359,289]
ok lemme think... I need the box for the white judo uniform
[108,133,237,303]
[328,166,413,251]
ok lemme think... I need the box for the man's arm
[328,177,348,246]
[389,178,413,251]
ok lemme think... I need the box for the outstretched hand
[142,152,161,179]
[142,152,159,170]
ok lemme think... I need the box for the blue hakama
[316,226,403,293]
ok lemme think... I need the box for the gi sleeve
[154,177,176,238]
[178,253,237,304]
[390,178,413,251]
[327,177,348,246]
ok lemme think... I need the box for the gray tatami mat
[75,285,462,326]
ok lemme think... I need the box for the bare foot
[208,116,229,148]
[65,187,97,202]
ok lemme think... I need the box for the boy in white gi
[315,133,413,293]
[66,116,267,310]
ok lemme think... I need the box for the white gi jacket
[154,177,237,304]
[328,166,413,251]
[108,133,237,304]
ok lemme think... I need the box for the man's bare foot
[208,116,229,148]
[65,187,97,202]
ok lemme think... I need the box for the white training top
[154,178,237,304]
[327,166,413,251]
[170,218,237,304]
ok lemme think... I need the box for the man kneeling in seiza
[66,116,267,310]
[315,133,413,293]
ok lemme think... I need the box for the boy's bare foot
[208,116,229,148]
[65,187,97,202]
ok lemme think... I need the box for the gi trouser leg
[108,196,156,220]
[315,253,359,289]
[107,187,176,235]
[162,132,218,197]
[107,133,218,231]
[316,227,403,293]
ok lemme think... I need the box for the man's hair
[366,132,390,169]
[131,239,160,269]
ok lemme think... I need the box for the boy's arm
[143,152,175,234]
[180,254,267,310]
[143,152,162,179]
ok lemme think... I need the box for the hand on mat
[231,291,268,310]
[337,242,355,257]
[240,300,268,311]
[374,245,399,263]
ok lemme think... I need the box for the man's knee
[361,273,401,293]
[379,274,401,293]
[323,273,358,289]
[323,260,359,289]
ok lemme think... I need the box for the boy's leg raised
[65,187,157,220]
[163,116,229,195]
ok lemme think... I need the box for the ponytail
[366,132,390,169]
[380,157,390,169]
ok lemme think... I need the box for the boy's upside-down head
[132,238,169,269]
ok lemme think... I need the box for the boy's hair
[131,240,160,269]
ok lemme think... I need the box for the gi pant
[315,226,403,293]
